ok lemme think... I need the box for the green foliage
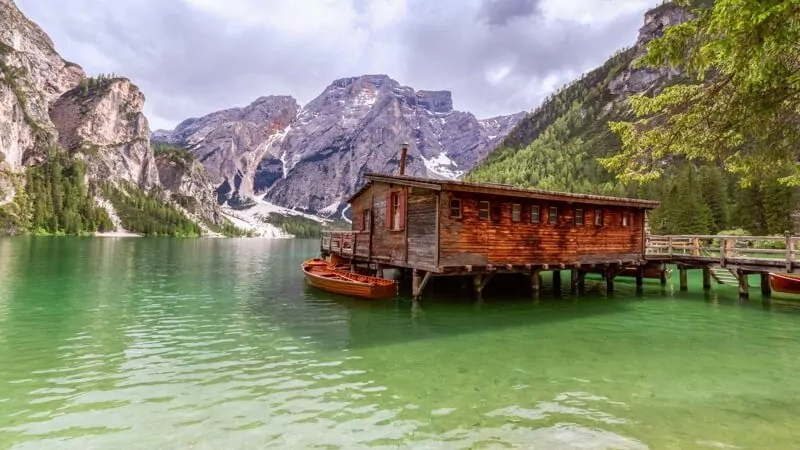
[499,46,637,150]
[468,3,799,237]
[602,0,800,187]
[101,183,202,236]
[77,73,126,97]
[261,212,323,238]
[201,216,255,237]
[23,149,113,235]
[152,143,197,166]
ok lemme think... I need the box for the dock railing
[647,234,798,270]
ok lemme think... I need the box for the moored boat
[301,258,397,300]
[769,272,800,294]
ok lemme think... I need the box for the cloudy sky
[16,0,660,130]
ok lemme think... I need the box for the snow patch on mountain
[422,152,464,179]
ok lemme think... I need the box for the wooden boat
[301,258,397,299]
[769,272,800,294]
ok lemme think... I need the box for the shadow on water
[249,271,642,352]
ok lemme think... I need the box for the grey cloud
[477,0,542,26]
[15,0,660,130]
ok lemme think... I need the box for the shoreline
[95,231,143,238]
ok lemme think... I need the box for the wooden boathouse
[320,162,661,299]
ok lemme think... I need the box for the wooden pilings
[702,267,711,290]
[760,272,771,296]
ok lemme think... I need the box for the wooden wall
[349,183,408,265]
[438,191,645,267]
[406,188,437,267]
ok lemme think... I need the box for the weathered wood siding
[438,192,645,267]
[406,188,437,267]
[369,182,407,264]
[350,188,372,258]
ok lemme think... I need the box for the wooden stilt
[412,269,421,300]
[702,267,711,290]
[577,270,586,293]
[738,269,749,299]
[760,272,771,296]
[679,267,688,291]
[375,263,383,278]
[530,269,541,297]
[660,263,668,286]
[473,274,483,300]
[605,266,614,293]
[552,270,561,293]
[570,268,579,293]
[635,265,644,288]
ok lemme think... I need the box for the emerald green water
[1,238,800,449]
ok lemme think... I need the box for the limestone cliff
[0,0,83,201]
[49,77,159,188]
[0,0,229,234]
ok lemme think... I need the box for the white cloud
[15,0,663,130]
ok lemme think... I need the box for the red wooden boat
[301,258,397,300]
[769,272,800,294]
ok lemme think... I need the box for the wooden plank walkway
[646,234,799,297]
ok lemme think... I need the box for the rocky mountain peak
[416,90,453,114]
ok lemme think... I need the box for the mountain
[466,1,798,236]
[0,0,242,236]
[154,75,524,218]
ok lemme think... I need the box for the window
[622,212,629,227]
[478,201,490,220]
[362,209,371,231]
[548,207,558,225]
[386,190,406,231]
[511,203,521,222]
[531,205,540,223]
[450,199,462,218]
[575,208,584,226]
[595,209,604,226]
[392,193,401,230]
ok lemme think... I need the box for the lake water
[1,237,799,449]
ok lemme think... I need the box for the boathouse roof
[347,173,661,209]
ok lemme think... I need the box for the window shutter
[398,189,407,230]
[385,192,393,229]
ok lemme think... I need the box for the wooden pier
[321,231,799,300]
[646,234,799,298]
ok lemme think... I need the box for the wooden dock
[320,231,800,300]
[646,234,799,298]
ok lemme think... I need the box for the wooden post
[702,267,711,290]
[660,263,667,286]
[720,238,727,267]
[692,238,700,257]
[552,270,561,293]
[785,232,795,273]
[635,266,644,288]
[577,270,586,293]
[760,272,772,296]
[473,274,483,300]
[530,269,541,298]
[605,266,614,293]
[375,263,383,278]
[679,266,688,291]
[570,268,579,293]
[412,269,421,300]
[737,269,749,299]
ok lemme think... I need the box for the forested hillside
[466,1,798,236]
